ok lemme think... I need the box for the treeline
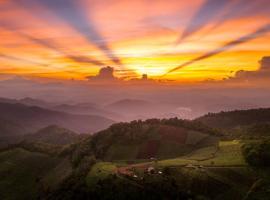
[241,139,270,200]
[197,108,270,130]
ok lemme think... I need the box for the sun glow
[0,0,270,83]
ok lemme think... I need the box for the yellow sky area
[112,19,270,81]
[120,50,268,82]
[0,0,270,83]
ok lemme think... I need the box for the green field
[158,140,246,167]
[88,140,246,176]
[86,162,117,187]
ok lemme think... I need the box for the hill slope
[0,118,25,137]
[0,102,114,133]
[83,118,219,161]
[24,125,85,145]
[0,148,61,200]
[196,108,270,129]
[0,118,26,147]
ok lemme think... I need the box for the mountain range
[0,102,114,134]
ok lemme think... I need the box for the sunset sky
[0,0,270,83]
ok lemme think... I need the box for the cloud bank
[225,56,270,83]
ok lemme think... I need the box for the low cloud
[86,66,117,81]
[225,56,270,83]
[86,66,153,84]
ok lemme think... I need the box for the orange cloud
[0,0,269,84]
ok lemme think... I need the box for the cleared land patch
[86,162,117,186]
[158,140,246,167]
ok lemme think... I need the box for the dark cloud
[66,55,104,66]
[13,0,122,66]
[86,67,153,84]
[226,56,270,82]
[260,56,270,70]
[165,24,270,76]
[86,66,117,81]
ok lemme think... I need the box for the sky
[0,0,270,84]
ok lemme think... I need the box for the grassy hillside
[88,118,219,161]
[79,139,254,200]
[0,148,60,200]
[158,140,246,167]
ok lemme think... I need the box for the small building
[147,167,155,174]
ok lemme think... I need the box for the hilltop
[73,118,219,162]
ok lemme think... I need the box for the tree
[242,139,270,167]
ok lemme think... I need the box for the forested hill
[196,108,270,130]
[72,118,219,162]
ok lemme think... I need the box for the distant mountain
[0,118,25,137]
[106,99,153,111]
[53,103,123,121]
[0,97,18,104]
[105,99,178,120]
[24,125,85,145]
[0,102,114,133]
[19,97,55,108]
[0,97,125,121]
[0,118,26,147]
[0,97,58,109]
